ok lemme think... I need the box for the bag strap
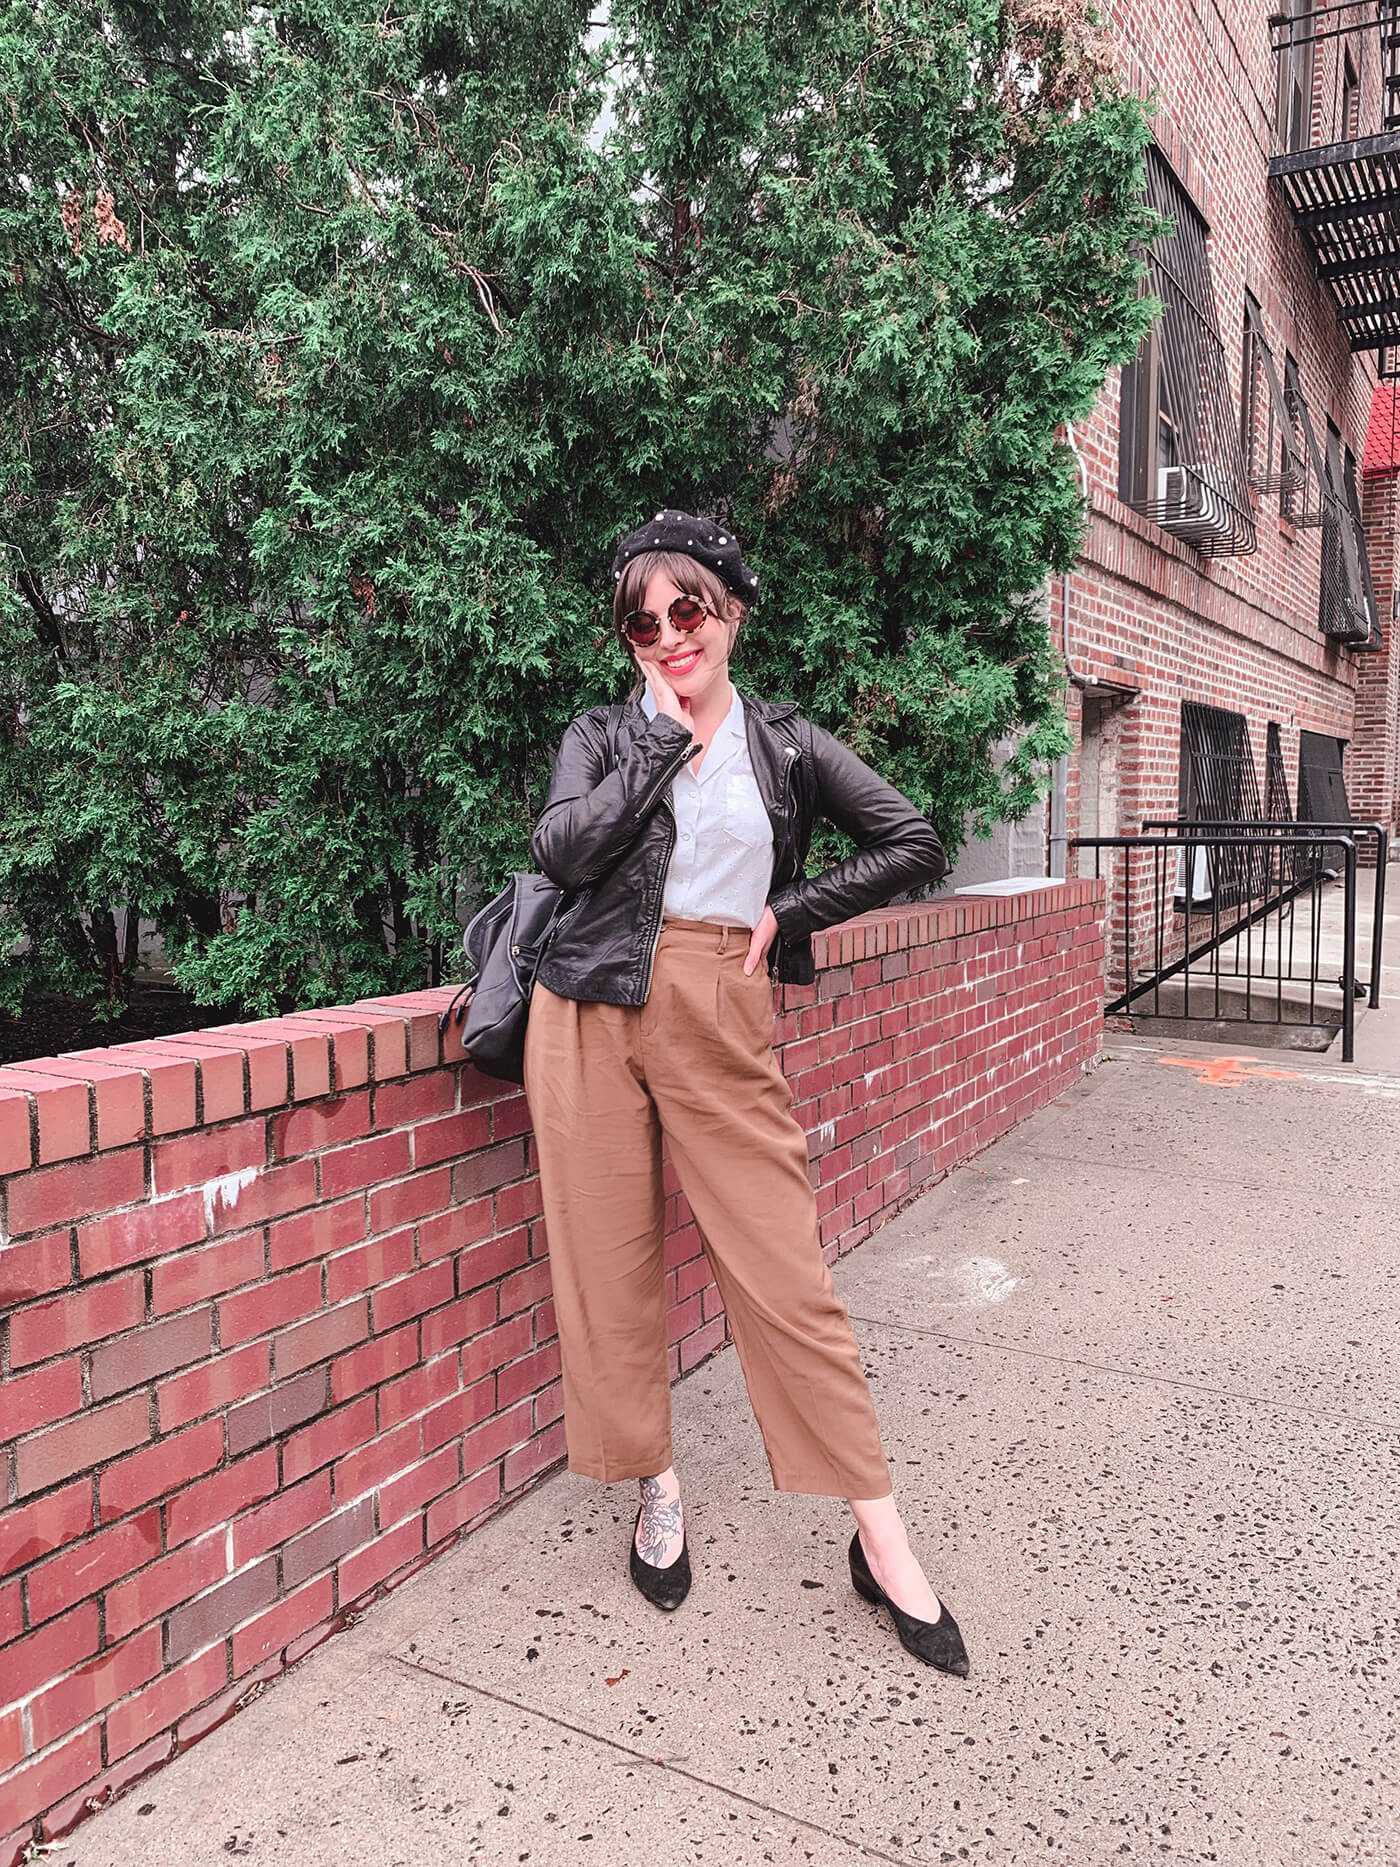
[443,702,630,1031]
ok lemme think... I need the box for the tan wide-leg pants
[523,918,892,1498]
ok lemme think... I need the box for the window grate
[1180,702,1263,823]
[1266,357,1383,648]
[1264,721,1312,887]
[1338,437,1384,651]
[1319,424,1379,645]
[1242,298,1306,500]
[1118,149,1257,557]
[1298,731,1351,822]
[1279,356,1331,529]
[1178,703,1266,908]
[1265,723,1293,822]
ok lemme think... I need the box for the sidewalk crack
[389,1651,934,1867]
[849,1315,1400,1435]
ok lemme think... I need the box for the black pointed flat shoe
[848,1531,969,1676]
[629,1503,691,1611]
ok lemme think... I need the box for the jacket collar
[637,681,748,780]
[619,688,800,731]
[738,691,801,726]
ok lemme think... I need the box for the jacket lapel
[740,694,802,886]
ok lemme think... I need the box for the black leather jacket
[531,692,947,1005]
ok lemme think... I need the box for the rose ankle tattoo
[637,1474,683,1567]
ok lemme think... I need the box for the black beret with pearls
[609,509,760,604]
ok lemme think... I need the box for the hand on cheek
[644,659,689,725]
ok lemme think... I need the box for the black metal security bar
[1266,723,1294,821]
[1119,149,1257,555]
[1142,819,1388,1008]
[1070,831,1359,1060]
[1178,705,1267,907]
[1242,296,1308,498]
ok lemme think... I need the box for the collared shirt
[640,682,775,929]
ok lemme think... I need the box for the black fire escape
[1266,3,1390,649]
[1269,1,1400,356]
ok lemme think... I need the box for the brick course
[0,892,1101,1860]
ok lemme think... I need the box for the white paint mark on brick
[201,1166,260,1229]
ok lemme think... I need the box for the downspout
[1048,420,1094,877]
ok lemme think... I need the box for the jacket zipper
[771,741,800,973]
[632,738,699,825]
[574,735,695,889]
[640,807,677,1002]
[634,734,692,1001]
[780,740,799,820]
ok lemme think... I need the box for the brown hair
[611,548,749,655]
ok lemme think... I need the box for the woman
[522,509,968,1676]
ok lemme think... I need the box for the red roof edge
[1362,381,1400,478]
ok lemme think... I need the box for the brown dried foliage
[94,189,132,252]
[59,193,83,256]
[350,571,378,617]
[1007,0,1117,115]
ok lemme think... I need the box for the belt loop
[717,927,731,955]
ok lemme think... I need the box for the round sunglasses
[620,594,713,647]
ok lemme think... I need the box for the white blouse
[640,683,775,930]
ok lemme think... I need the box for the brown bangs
[612,549,745,642]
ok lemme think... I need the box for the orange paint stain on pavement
[1157,1055,1303,1087]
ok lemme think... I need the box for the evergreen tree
[0,0,1157,1017]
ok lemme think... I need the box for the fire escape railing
[1269,1,1400,355]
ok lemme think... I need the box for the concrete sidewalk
[64,1037,1400,1867]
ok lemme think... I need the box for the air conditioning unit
[1174,842,1213,904]
[1332,595,1372,642]
[1156,462,1234,544]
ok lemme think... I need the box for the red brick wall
[0,885,1102,1858]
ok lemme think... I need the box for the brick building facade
[944,0,1400,897]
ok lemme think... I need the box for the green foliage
[0,0,1158,1017]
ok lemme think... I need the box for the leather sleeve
[531,708,698,892]
[766,723,948,941]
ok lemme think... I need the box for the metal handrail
[1070,832,1359,1060]
[1141,819,1388,1009]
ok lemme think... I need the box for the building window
[1118,148,1256,556]
[1279,352,1303,520]
[1297,731,1350,821]
[1265,722,1293,820]
[1341,49,1359,142]
[1240,296,1304,515]
[1341,440,1382,647]
[1275,0,1315,154]
[1177,703,1265,907]
[1264,354,1384,647]
[1179,703,1263,823]
[1319,422,1379,645]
